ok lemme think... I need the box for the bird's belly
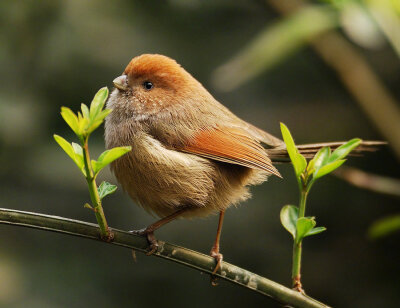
[111,134,218,217]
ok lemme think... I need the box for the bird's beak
[113,75,128,91]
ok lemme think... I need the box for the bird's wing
[178,126,281,177]
[240,121,285,148]
[209,101,284,148]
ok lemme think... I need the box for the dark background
[0,1,399,307]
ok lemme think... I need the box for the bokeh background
[0,0,399,307]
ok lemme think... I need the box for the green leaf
[54,135,86,176]
[97,181,118,200]
[81,103,90,119]
[92,146,132,175]
[84,203,93,210]
[280,123,307,177]
[87,120,103,134]
[368,214,400,239]
[296,153,307,178]
[54,134,75,160]
[71,143,85,174]
[308,147,330,175]
[328,138,362,163]
[60,107,80,136]
[280,123,297,161]
[71,142,83,156]
[280,205,299,239]
[80,119,91,138]
[87,109,112,134]
[305,226,326,237]
[296,217,316,244]
[89,87,109,122]
[314,159,346,180]
[97,108,112,121]
[97,146,132,165]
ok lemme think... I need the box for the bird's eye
[143,81,153,90]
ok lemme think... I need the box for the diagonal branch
[0,208,328,308]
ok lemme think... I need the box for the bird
[104,54,381,275]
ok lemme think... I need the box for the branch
[0,208,329,308]
[334,166,400,198]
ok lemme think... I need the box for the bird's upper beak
[113,75,128,91]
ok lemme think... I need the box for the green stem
[292,241,303,291]
[82,138,113,241]
[292,189,308,292]
[299,189,308,218]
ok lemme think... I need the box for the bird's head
[109,54,200,120]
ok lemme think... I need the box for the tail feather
[267,141,387,162]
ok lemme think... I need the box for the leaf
[314,159,346,180]
[71,142,86,174]
[294,155,307,178]
[296,217,316,244]
[54,135,86,176]
[368,214,400,239]
[280,123,307,177]
[71,142,83,156]
[81,103,90,119]
[92,146,132,175]
[95,109,112,123]
[280,205,299,239]
[60,107,80,136]
[84,203,93,210]
[280,123,297,161]
[87,109,112,134]
[97,108,112,121]
[308,147,330,175]
[97,181,118,200]
[89,87,109,122]
[54,134,75,160]
[328,138,362,163]
[97,146,132,165]
[305,226,326,237]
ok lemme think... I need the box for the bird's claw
[210,250,223,286]
[145,240,159,256]
[210,251,223,275]
[130,228,159,255]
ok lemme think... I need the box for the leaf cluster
[280,123,362,242]
[280,205,326,244]
[54,88,131,179]
[53,87,131,204]
[280,123,361,191]
[59,88,111,141]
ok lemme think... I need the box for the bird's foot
[130,228,159,256]
[210,248,223,286]
[211,250,223,274]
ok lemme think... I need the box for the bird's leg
[210,210,225,280]
[130,207,189,255]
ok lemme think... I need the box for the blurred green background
[0,0,399,307]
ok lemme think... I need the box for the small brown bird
[105,54,380,273]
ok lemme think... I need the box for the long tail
[266,141,387,163]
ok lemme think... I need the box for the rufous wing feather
[179,127,281,178]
